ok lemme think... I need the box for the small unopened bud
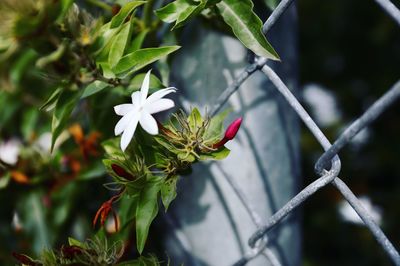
[224,117,242,140]
[213,117,242,149]
[111,164,134,180]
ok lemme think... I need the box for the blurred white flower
[0,139,21,165]
[114,70,176,151]
[34,131,70,154]
[303,83,341,127]
[338,195,382,226]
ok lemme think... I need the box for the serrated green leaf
[51,89,81,151]
[155,0,206,29]
[161,177,178,211]
[216,0,279,60]
[136,181,161,254]
[200,147,230,160]
[109,22,131,67]
[81,80,110,98]
[113,46,180,76]
[110,1,146,29]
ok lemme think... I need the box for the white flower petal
[139,111,158,135]
[0,139,20,165]
[131,91,141,106]
[120,112,140,151]
[140,70,151,104]
[115,111,135,136]
[145,99,175,114]
[114,104,134,116]
[146,87,176,104]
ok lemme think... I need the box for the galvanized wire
[208,0,400,265]
[374,0,400,26]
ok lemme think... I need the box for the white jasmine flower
[114,70,176,151]
[0,139,21,165]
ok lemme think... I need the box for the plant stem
[142,0,155,28]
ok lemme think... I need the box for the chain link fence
[208,0,400,265]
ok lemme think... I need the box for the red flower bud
[12,252,37,266]
[61,245,83,259]
[212,117,243,149]
[111,164,134,180]
[224,117,242,140]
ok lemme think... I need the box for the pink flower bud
[224,117,242,140]
[213,117,243,149]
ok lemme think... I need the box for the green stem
[142,0,155,28]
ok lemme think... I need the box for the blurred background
[0,0,399,265]
[298,0,400,265]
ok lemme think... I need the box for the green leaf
[203,108,230,142]
[68,237,85,248]
[126,30,149,53]
[188,107,203,131]
[10,49,37,86]
[263,0,279,10]
[21,107,39,141]
[81,80,110,98]
[216,0,279,60]
[19,192,52,254]
[99,62,116,79]
[96,23,122,62]
[156,0,207,29]
[161,177,178,211]
[113,46,180,76]
[136,180,161,254]
[102,138,125,160]
[116,255,161,266]
[110,1,146,29]
[200,147,230,160]
[109,22,131,67]
[51,89,81,151]
[0,173,10,189]
[40,88,62,111]
[128,73,165,93]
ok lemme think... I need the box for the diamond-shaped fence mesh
[209,0,400,265]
